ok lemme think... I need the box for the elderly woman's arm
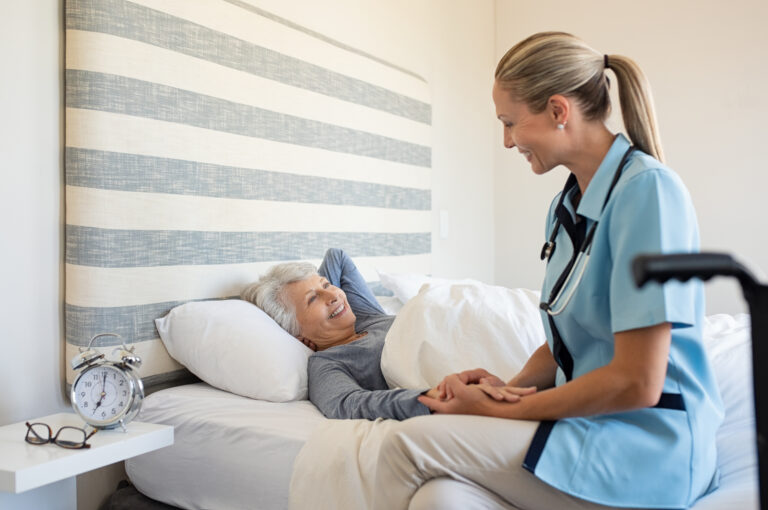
[308,355,430,420]
[318,248,386,317]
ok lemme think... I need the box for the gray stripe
[66,226,431,268]
[66,70,430,168]
[66,281,392,346]
[65,0,431,124]
[65,370,200,395]
[66,298,236,346]
[221,0,426,82]
[66,148,431,210]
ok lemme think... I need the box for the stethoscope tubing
[541,146,635,317]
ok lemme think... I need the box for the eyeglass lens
[25,422,96,449]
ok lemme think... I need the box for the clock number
[119,380,124,386]
[80,392,86,397]
[85,381,92,388]
[82,401,88,408]
[119,401,124,407]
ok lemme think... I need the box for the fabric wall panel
[65,0,432,387]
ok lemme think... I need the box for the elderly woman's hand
[436,368,506,400]
[297,336,318,352]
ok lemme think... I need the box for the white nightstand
[0,412,173,510]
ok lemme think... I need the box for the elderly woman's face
[283,274,357,347]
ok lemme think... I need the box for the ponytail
[605,55,665,162]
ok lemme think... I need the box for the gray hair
[240,262,318,336]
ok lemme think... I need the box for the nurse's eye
[322,282,330,289]
[308,294,317,305]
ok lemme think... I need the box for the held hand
[436,368,504,400]
[419,374,497,415]
[297,336,318,352]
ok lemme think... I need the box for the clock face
[72,364,133,426]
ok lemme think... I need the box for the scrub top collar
[576,133,632,222]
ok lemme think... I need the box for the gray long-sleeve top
[307,313,430,420]
[306,248,431,420]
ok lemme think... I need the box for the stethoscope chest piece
[540,240,556,261]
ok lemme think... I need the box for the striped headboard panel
[65,0,432,388]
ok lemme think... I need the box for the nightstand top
[0,412,173,493]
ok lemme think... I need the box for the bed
[123,284,758,510]
[64,1,759,509]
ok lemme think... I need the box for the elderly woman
[241,248,437,420]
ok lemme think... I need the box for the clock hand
[92,372,108,414]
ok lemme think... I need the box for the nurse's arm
[506,342,558,390]
[420,322,671,419]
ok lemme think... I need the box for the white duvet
[290,284,758,510]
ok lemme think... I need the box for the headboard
[64,0,432,388]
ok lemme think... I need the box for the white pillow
[381,281,545,389]
[377,270,477,305]
[155,299,312,402]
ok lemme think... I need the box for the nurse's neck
[562,123,616,195]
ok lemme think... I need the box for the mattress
[125,383,325,510]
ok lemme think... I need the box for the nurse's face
[492,81,559,175]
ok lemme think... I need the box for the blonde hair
[495,32,664,162]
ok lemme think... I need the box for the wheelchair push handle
[632,252,758,288]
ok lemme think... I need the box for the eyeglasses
[25,422,98,449]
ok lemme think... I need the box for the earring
[557,123,566,130]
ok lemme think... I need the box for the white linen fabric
[376,270,471,305]
[381,282,545,389]
[126,383,325,510]
[155,299,312,402]
[291,312,757,510]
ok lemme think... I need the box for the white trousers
[374,414,626,510]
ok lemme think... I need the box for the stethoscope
[539,145,636,318]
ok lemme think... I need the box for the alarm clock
[70,333,145,430]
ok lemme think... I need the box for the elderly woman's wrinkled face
[283,274,357,347]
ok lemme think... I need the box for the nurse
[373,32,724,510]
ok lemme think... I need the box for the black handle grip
[632,253,746,288]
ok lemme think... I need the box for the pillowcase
[381,281,545,389]
[377,270,477,304]
[155,299,312,402]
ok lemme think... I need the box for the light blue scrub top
[524,134,724,509]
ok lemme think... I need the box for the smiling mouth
[328,303,345,319]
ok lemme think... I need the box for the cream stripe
[66,108,431,190]
[66,30,431,146]
[65,187,431,232]
[66,340,182,385]
[128,0,429,103]
[65,254,432,307]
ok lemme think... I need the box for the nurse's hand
[476,383,537,402]
[420,374,499,415]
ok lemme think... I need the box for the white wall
[493,0,768,315]
[0,1,68,424]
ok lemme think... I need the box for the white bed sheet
[125,383,325,510]
[126,314,759,510]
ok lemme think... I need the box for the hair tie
[604,54,610,69]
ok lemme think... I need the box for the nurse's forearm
[507,343,557,390]
[484,323,672,421]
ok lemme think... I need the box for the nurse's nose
[503,130,515,149]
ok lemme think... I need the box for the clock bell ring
[70,333,145,431]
